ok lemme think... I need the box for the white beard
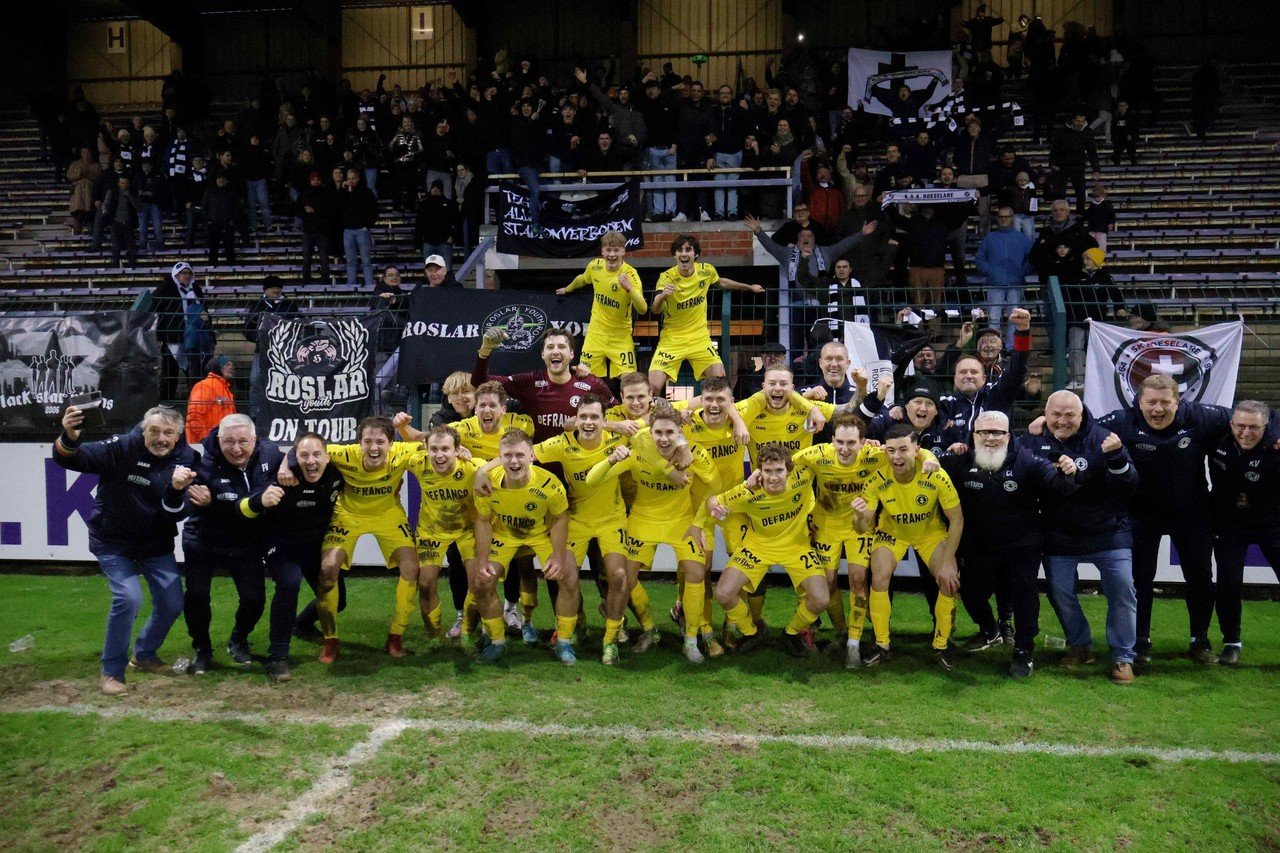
[973,445,1008,472]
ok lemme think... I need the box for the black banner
[399,288,592,385]
[496,178,645,258]
[251,314,382,444]
[0,312,159,438]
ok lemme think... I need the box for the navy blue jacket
[864,401,967,455]
[243,460,344,552]
[182,429,284,555]
[52,427,197,559]
[1017,406,1139,555]
[942,443,1079,552]
[1207,409,1280,532]
[1096,400,1232,522]
[938,328,1031,434]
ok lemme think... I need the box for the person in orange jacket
[186,355,236,444]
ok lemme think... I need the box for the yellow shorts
[624,515,706,565]
[487,534,556,576]
[322,510,414,569]
[580,337,638,379]
[872,530,947,566]
[567,514,629,565]
[417,526,477,566]
[726,544,825,593]
[812,523,875,570]
[649,337,721,381]
[703,511,747,557]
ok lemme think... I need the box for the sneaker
[266,659,292,683]
[1219,645,1241,667]
[384,633,407,657]
[998,621,1015,647]
[732,628,765,656]
[554,639,577,667]
[318,638,340,664]
[1135,638,1153,666]
[672,212,688,222]
[683,638,705,664]
[226,640,253,666]
[1061,646,1096,667]
[128,655,169,674]
[601,642,620,666]
[781,631,810,659]
[844,643,862,670]
[798,628,818,655]
[188,648,213,674]
[446,614,464,640]
[962,629,1003,653]
[616,625,630,645]
[631,628,656,654]
[861,645,891,667]
[1065,380,1084,391]
[711,212,725,221]
[1009,650,1035,680]
[934,646,954,671]
[476,640,507,663]
[99,675,128,696]
[702,633,725,658]
[1188,640,1218,665]
[1111,661,1135,684]
[503,604,523,631]
[699,211,711,222]
[668,601,684,630]
[521,622,539,646]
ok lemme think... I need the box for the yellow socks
[848,593,869,642]
[519,590,538,622]
[555,614,578,643]
[724,599,757,635]
[603,617,624,645]
[482,616,506,643]
[629,582,656,631]
[318,584,340,639]
[682,581,705,638]
[785,602,819,635]
[425,603,442,635]
[869,589,892,648]
[462,592,481,635]
[747,590,765,622]
[933,593,956,650]
[391,577,416,635]
[826,587,847,635]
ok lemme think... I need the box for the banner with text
[848,49,952,117]
[250,314,381,444]
[496,178,644,258]
[399,288,591,385]
[0,312,158,439]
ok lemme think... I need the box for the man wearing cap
[186,355,237,444]
[245,277,298,417]
[1062,247,1127,390]
[865,379,964,455]
[975,206,1034,347]
[149,261,214,398]
[421,254,461,289]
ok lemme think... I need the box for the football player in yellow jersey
[854,422,964,671]
[709,443,828,659]
[473,429,577,665]
[556,230,647,379]
[586,401,721,664]
[284,416,424,664]
[409,424,483,643]
[647,234,765,397]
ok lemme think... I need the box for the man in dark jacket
[102,173,142,268]
[53,405,199,695]
[1049,111,1100,214]
[676,81,714,220]
[240,132,273,231]
[637,75,680,220]
[936,308,1031,436]
[181,414,285,676]
[245,274,298,417]
[340,167,379,288]
[298,170,336,283]
[203,173,239,264]
[414,180,457,265]
[1019,391,1140,684]
[149,261,213,398]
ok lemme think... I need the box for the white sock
[846,638,860,649]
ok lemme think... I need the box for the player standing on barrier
[556,229,648,383]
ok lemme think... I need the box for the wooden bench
[633,319,764,339]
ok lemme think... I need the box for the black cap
[262,274,283,290]
[976,326,1003,342]
[761,342,787,355]
[905,381,941,406]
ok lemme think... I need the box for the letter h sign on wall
[106,22,127,54]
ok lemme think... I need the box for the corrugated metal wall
[66,19,178,107]
[637,0,782,91]
[203,11,332,101]
[342,4,474,92]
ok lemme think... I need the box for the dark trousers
[1132,515,1215,643]
[182,545,267,653]
[392,163,417,211]
[446,542,468,611]
[1061,170,1087,215]
[208,221,236,264]
[961,545,1038,652]
[301,232,331,282]
[296,547,347,629]
[109,221,137,267]
[1112,137,1137,166]
[1213,525,1280,645]
[160,345,183,402]
[261,553,305,660]
[945,224,969,298]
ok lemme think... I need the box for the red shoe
[384,633,407,657]
[318,638,340,664]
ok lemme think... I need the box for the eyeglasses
[974,429,1008,438]
[1231,423,1264,432]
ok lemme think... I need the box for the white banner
[848,49,952,117]
[879,187,978,209]
[1083,320,1243,415]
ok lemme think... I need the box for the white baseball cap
[424,254,448,268]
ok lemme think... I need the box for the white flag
[847,49,952,117]
[1083,319,1243,414]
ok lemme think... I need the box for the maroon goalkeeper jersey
[472,355,615,442]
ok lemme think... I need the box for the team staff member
[864,380,966,455]
[240,432,343,682]
[648,234,765,397]
[1020,392,1139,684]
[800,342,870,443]
[556,229,648,380]
[941,411,1079,679]
[937,307,1032,433]
[54,404,198,695]
[473,429,577,665]
[181,415,285,676]
[1207,400,1280,665]
[710,444,829,659]
[854,423,964,670]
[1097,374,1232,665]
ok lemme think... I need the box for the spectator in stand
[421,116,457,200]
[1030,199,1097,283]
[835,183,878,237]
[637,72,680,220]
[577,129,626,174]
[150,261,214,397]
[948,116,1002,237]
[1049,110,1101,214]
[241,133,273,232]
[934,166,976,300]
[1062,248,1126,389]
[547,101,587,174]
[272,112,308,183]
[102,173,141,268]
[134,158,167,255]
[975,207,1034,346]
[349,116,382,198]
[509,99,547,237]
[998,170,1039,240]
[203,173,239,265]
[186,355,237,445]
[835,144,874,206]
[116,128,137,174]
[66,147,102,235]
[164,127,191,182]
[903,130,942,185]
[340,168,378,289]
[676,80,714,221]
[415,180,457,268]
[871,142,908,202]
[905,205,950,309]
[181,155,209,248]
[1111,99,1140,166]
[846,213,898,318]
[91,156,127,250]
[210,118,238,157]
[298,171,336,284]
[771,201,829,246]
[453,162,484,256]
[1006,14,1030,78]
[387,115,423,212]
[707,83,746,220]
[1084,182,1116,253]
[989,145,1033,201]
[799,152,844,234]
[581,69,646,169]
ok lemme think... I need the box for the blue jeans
[364,168,379,198]
[97,552,184,679]
[647,148,676,215]
[138,204,164,252]
[1013,213,1036,240]
[344,227,374,288]
[1044,549,1137,663]
[246,178,272,229]
[486,149,513,175]
[516,165,542,230]
[712,151,742,217]
[984,285,1025,348]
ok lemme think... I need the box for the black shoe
[226,640,254,666]
[781,631,810,659]
[266,659,292,682]
[733,629,765,655]
[934,646,954,671]
[1009,650,1034,680]
[961,629,1002,653]
[1135,638,1153,666]
[1188,639,1218,665]
[1219,645,1241,667]
[862,645,891,667]
[188,647,213,675]
[999,620,1015,646]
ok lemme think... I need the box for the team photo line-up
[57,230,1278,695]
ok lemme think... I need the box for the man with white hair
[941,410,1080,678]
[181,413,285,676]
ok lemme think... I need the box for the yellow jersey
[716,469,816,554]
[655,262,718,344]
[455,412,535,460]
[587,444,719,528]
[566,258,647,339]
[686,409,746,491]
[412,456,483,536]
[792,443,885,530]
[534,431,628,523]
[327,441,422,517]
[475,464,569,543]
[736,392,836,466]
[862,465,960,542]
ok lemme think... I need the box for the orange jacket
[185,372,236,444]
[801,166,846,233]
